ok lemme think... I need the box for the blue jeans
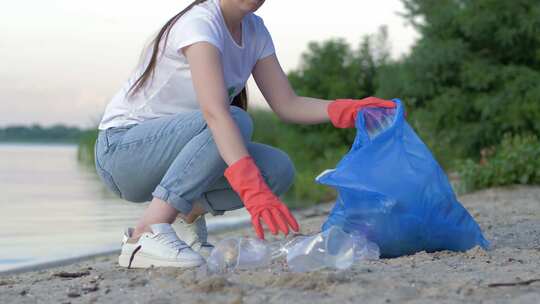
[94,106,296,216]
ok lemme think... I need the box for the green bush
[457,134,540,192]
[377,0,540,169]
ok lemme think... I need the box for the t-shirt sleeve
[169,14,223,55]
[255,17,275,60]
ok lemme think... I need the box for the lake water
[0,143,249,272]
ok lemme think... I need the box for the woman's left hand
[327,97,397,128]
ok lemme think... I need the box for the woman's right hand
[184,41,300,239]
[224,156,300,240]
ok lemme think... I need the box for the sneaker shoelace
[155,232,189,252]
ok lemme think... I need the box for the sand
[1,186,539,304]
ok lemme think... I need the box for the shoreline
[0,249,121,276]
[0,212,253,276]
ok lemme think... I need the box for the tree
[377,0,540,166]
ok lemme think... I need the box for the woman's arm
[252,54,333,125]
[183,42,299,239]
[183,42,249,165]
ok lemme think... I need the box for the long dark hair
[127,0,249,111]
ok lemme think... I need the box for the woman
[94,0,395,269]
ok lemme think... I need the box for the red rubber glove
[224,156,300,240]
[327,97,397,128]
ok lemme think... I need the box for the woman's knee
[123,192,152,203]
[119,186,153,203]
[229,106,254,142]
[251,144,296,196]
[270,155,295,196]
[274,155,296,195]
[112,175,154,203]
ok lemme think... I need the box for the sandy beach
[1,186,539,304]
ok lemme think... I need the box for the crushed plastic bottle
[350,231,381,261]
[269,233,310,260]
[286,226,355,272]
[207,237,271,274]
[363,107,396,139]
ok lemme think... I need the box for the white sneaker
[174,215,215,258]
[118,223,205,269]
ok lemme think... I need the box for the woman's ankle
[131,197,182,239]
[182,201,208,224]
[132,224,152,240]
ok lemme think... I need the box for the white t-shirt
[98,0,275,130]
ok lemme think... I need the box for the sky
[0,0,419,128]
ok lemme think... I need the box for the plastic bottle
[363,107,396,139]
[286,226,355,272]
[269,234,310,260]
[207,237,271,274]
[350,231,380,261]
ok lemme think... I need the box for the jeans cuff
[152,185,193,215]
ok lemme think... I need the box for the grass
[77,128,98,168]
[457,133,540,192]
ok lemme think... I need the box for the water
[0,143,249,272]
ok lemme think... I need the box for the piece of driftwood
[52,270,91,278]
[488,279,540,288]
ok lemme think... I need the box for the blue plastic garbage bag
[318,99,489,258]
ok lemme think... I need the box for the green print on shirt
[227,87,236,101]
[228,85,244,102]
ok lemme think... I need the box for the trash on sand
[283,226,380,273]
[206,237,271,274]
[206,227,379,274]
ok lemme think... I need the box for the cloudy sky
[0,0,418,128]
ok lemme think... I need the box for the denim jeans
[94,105,296,216]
